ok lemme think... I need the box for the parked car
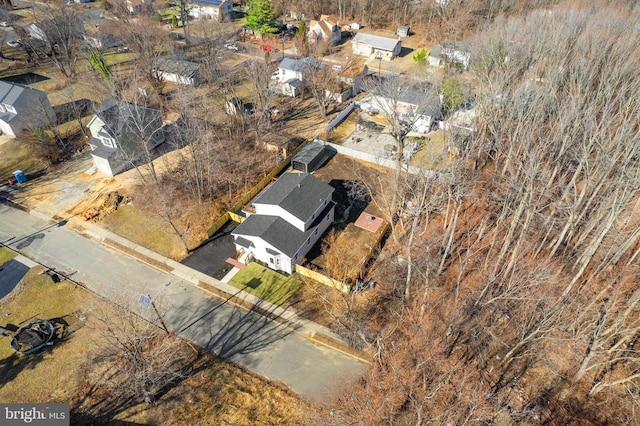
[6,39,21,47]
[224,43,238,51]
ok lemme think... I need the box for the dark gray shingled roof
[157,58,201,78]
[89,140,116,159]
[254,172,334,222]
[233,201,335,257]
[234,236,254,249]
[233,215,304,257]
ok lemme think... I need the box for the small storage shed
[397,25,410,38]
[292,141,336,173]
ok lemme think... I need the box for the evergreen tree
[245,0,277,35]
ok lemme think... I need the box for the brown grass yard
[100,203,189,260]
[0,265,315,424]
[0,140,44,180]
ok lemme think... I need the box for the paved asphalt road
[0,203,366,403]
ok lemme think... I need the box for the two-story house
[359,87,441,133]
[274,57,324,96]
[232,172,335,274]
[87,99,165,176]
[189,0,233,21]
[0,81,55,138]
[308,15,341,45]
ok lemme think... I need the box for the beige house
[351,33,401,60]
[308,15,341,45]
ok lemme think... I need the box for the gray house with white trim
[156,59,202,86]
[87,99,165,176]
[0,81,55,138]
[232,172,335,274]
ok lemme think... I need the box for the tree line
[312,1,640,423]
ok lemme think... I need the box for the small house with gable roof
[351,33,401,60]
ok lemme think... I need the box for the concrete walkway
[0,202,368,403]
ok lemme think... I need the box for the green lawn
[0,247,17,266]
[227,262,302,306]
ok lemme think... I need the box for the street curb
[71,215,370,364]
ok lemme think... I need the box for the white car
[6,40,21,47]
[224,43,238,51]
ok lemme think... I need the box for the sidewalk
[70,216,370,363]
[1,201,369,402]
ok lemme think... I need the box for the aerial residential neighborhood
[0,0,638,424]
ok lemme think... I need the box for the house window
[4,104,15,114]
[101,136,114,148]
[306,237,311,245]
[314,229,318,235]
[269,257,274,264]
[326,213,330,221]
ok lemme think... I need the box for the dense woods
[319,1,640,424]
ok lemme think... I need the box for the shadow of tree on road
[168,288,299,361]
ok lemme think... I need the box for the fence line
[207,139,313,237]
[295,264,351,293]
[206,212,230,238]
[316,139,434,176]
[326,102,356,132]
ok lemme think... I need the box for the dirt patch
[82,191,130,222]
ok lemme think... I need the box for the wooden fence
[295,264,351,293]
[206,139,313,237]
[228,211,245,223]
[206,212,230,238]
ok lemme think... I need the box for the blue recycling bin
[12,170,26,183]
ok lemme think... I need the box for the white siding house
[358,88,441,133]
[87,99,165,176]
[308,15,341,45]
[156,59,202,86]
[0,81,55,138]
[189,0,232,21]
[232,172,335,274]
[351,33,401,60]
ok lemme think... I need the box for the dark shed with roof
[291,141,336,173]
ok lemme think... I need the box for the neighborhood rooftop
[254,172,334,222]
[352,32,401,51]
[157,58,201,78]
[234,214,323,257]
[191,0,226,5]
